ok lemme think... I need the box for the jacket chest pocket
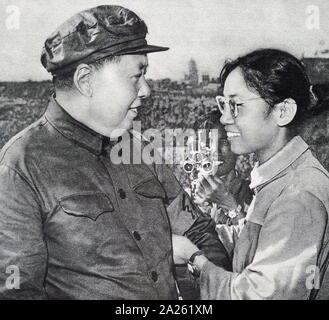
[233,221,262,272]
[133,176,167,199]
[59,192,114,221]
[131,176,172,249]
[46,192,120,267]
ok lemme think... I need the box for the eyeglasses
[215,95,263,118]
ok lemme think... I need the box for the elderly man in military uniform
[0,5,229,299]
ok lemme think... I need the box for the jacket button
[150,271,158,282]
[118,189,126,199]
[133,231,141,241]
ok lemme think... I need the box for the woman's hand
[172,234,199,265]
[195,173,238,211]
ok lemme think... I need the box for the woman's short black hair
[219,48,311,126]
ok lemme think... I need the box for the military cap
[41,5,169,76]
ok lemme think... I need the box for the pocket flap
[133,177,167,199]
[59,193,114,221]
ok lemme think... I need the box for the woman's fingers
[197,174,212,192]
[202,174,221,190]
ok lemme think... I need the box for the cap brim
[116,44,169,55]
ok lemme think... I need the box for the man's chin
[109,116,142,139]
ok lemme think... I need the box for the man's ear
[73,64,93,97]
[273,98,297,126]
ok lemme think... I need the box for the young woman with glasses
[172,48,329,300]
[184,110,253,226]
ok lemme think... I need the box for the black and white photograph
[0,0,329,304]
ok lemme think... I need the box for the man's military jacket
[0,97,229,299]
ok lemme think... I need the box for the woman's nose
[220,106,234,126]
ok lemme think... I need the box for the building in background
[202,73,210,86]
[187,58,199,86]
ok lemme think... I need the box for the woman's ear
[73,64,93,97]
[273,98,297,126]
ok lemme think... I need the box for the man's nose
[220,106,234,126]
[138,78,151,99]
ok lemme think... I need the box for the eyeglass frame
[215,95,264,118]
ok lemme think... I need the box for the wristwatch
[187,250,204,278]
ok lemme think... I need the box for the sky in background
[0,0,329,81]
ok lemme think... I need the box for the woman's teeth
[227,132,241,138]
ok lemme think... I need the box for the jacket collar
[45,96,107,155]
[249,136,309,191]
